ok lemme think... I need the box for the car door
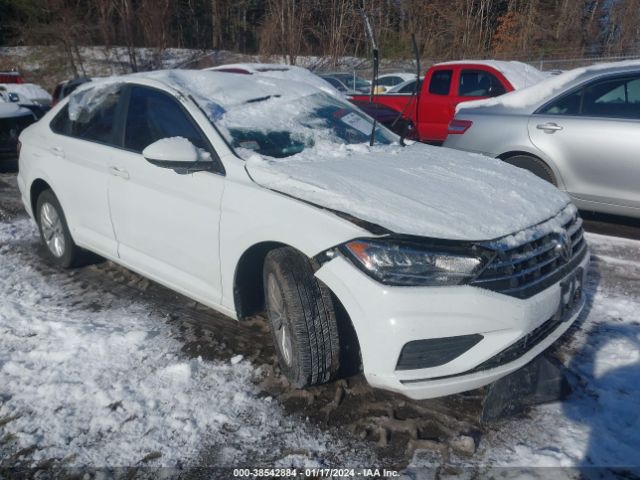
[529,74,640,208]
[416,67,454,143]
[47,85,123,257]
[107,84,226,306]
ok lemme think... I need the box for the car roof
[378,72,414,78]
[65,69,331,118]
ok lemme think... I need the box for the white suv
[17,70,589,399]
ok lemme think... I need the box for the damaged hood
[245,142,571,241]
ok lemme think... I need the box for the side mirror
[142,137,212,172]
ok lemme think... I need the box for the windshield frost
[214,92,398,159]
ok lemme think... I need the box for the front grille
[471,209,587,299]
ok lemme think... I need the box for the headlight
[341,239,492,286]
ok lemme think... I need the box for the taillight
[448,119,472,134]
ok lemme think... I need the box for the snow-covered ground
[0,217,368,468]
[0,173,639,474]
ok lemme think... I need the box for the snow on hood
[246,142,570,241]
[436,60,547,90]
[458,59,640,112]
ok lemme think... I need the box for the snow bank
[436,60,547,89]
[246,142,570,241]
[0,83,51,106]
[0,219,364,467]
[459,59,640,111]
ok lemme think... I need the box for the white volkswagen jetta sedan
[17,70,589,399]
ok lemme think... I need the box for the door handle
[109,166,130,180]
[50,146,65,158]
[536,122,563,133]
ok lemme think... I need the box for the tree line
[1,0,639,70]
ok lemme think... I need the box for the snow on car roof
[435,60,547,90]
[458,59,640,112]
[206,63,341,97]
[69,69,325,122]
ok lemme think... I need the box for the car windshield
[343,76,370,90]
[214,92,398,159]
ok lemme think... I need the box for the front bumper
[315,251,590,400]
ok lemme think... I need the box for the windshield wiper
[245,94,281,104]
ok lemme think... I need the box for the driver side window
[124,86,210,154]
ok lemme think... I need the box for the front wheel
[263,247,341,387]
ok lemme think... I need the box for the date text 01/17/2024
[232,468,400,477]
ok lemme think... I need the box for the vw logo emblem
[553,230,573,263]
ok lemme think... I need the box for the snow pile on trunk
[458,59,640,111]
[0,219,362,467]
[436,60,547,89]
[246,142,569,241]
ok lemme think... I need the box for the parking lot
[1,167,638,475]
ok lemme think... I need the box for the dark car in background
[0,103,36,168]
[350,99,414,137]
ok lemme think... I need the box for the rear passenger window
[50,86,122,145]
[581,76,640,119]
[539,75,640,119]
[428,70,452,95]
[458,70,506,97]
[124,86,210,153]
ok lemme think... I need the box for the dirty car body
[17,70,588,399]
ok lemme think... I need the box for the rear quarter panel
[443,109,567,189]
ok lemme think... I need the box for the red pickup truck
[351,61,545,144]
[0,71,23,84]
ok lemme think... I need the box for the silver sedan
[444,62,640,219]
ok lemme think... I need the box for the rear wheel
[263,247,341,387]
[502,154,556,185]
[36,190,87,268]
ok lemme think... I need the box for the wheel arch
[497,150,564,188]
[30,178,53,217]
[233,241,362,374]
[232,240,290,320]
